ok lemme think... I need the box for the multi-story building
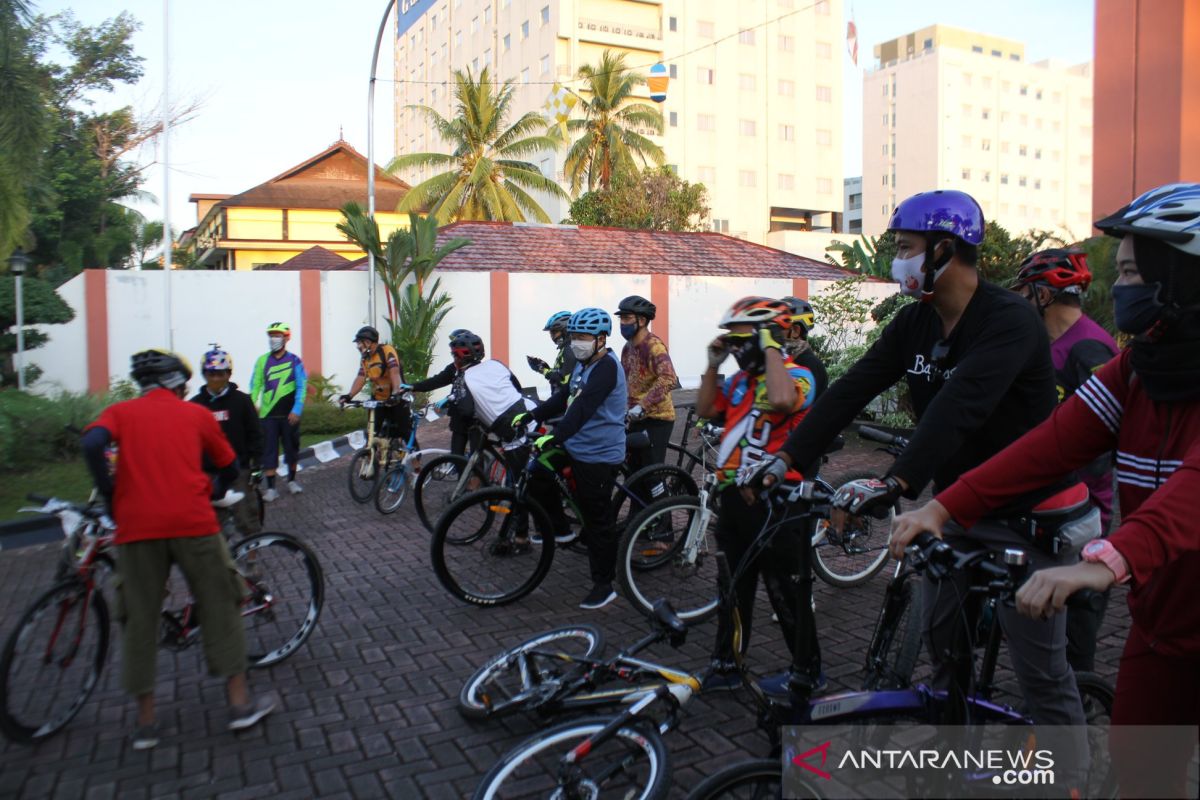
[862,25,1093,242]
[844,176,862,234]
[392,0,845,243]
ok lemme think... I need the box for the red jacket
[938,349,1200,658]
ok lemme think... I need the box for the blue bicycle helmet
[567,308,612,336]
[543,311,572,332]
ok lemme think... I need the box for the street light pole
[367,0,397,329]
[7,249,30,391]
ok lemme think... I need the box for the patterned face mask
[269,336,285,352]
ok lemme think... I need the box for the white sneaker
[287,481,303,495]
[262,488,280,503]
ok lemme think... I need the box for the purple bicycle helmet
[887,190,986,245]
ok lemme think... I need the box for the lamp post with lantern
[7,248,30,391]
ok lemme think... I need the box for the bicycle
[430,433,697,607]
[342,395,443,513]
[0,493,325,745]
[372,399,445,515]
[413,421,514,533]
[616,434,902,624]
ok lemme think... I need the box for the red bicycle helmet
[718,297,794,330]
[1014,249,1092,294]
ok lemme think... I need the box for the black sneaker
[579,583,617,610]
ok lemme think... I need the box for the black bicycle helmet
[450,331,485,364]
[130,349,192,389]
[353,325,380,343]
[781,296,816,334]
[448,328,471,341]
[616,295,656,320]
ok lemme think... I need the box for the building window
[1019,84,1028,96]
[431,87,438,104]
[739,73,756,91]
[991,49,1001,57]
[981,108,990,120]
[1010,53,1020,61]
[972,45,983,53]
[1035,148,1042,160]
[983,76,992,89]
[471,16,479,33]
[1000,141,1009,154]
[503,33,511,51]
[778,124,794,141]
[697,114,716,131]
[962,168,971,180]
[779,79,795,97]
[816,129,832,146]
[740,119,757,136]
[697,166,715,184]
[1019,176,1027,187]
[484,48,492,65]
[441,43,447,61]
[712,218,730,233]
[1036,89,1043,99]
[1019,144,1027,156]
[739,170,756,187]
[697,20,714,38]
[883,113,890,126]
[668,16,677,32]
[882,174,889,186]
[882,144,888,155]
[981,139,991,151]
[816,41,832,58]
[485,5,492,23]
[738,29,755,45]
[815,85,832,102]
[817,177,833,193]
[1000,174,1009,185]
[923,37,933,50]
[455,29,463,46]
[962,103,972,117]
[540,55,549,74]
[961,135,972,148]
[521,67,530,83]
[472,57,479,71]
[697,67,714,85]
[669,111,678,127]
[541,5,549,25]
[1034,179,1041,190]
[521,20,529,39]
[983,171,991,183]
[778,34,795,52]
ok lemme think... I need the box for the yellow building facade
[185,140,411,270]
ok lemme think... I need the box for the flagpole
[367,0,397,329]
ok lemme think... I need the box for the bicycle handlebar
[906,531,1029,594]
[858,425,906,447]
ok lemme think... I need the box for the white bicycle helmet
[1095,182,1200,257]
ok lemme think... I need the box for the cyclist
[1013,248,1119,675]
[518,308,627,610]
[696,297,819,695]
[250,322,306,501]
[892,183,1200,799]
[405,330,503,456]
[338,325,410,449]
[742,190,1088,736]
[527,310,576,391]
[191,345,263,535]
[616,295,678,471]
[780,296,829,399]
[81,350,273,750]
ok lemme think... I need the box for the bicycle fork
[558,686,684,787]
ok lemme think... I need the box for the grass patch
[0,461,94,522]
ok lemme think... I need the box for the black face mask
[730,338,763,373]
[1126,236,1200,402]
[1112,283,1166,335]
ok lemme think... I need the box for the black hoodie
[190,382,264,468]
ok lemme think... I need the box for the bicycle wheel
[686,758,804,799]
[0,580,109,744]
[232,532,324,667]
[1075,671,1117,800]
[347,448,380,504]
[472,716,670,800]
[374,463,410,515]
[432,487,555,607]
[861,572,922,690]
[414,454,489,533]
[665,442,706,487]
[458,625,605,720]
[614,463,698,535]
[617,495,719,624]
[812,470,897,588]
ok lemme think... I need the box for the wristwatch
[1081,539,1131,584]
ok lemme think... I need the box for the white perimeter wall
[30,272,87,394]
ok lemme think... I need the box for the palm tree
[389,67,567,224]
[0,0,48,256]
[562,50,665,195]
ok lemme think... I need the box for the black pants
[713,487,821,680]
[261,417,299,478]
[1065,587,1110,673]
[626,417,673,473]
[528,451,621,585]
[374,402,415,447]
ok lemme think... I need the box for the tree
[1075,235,1118,337]
[390,67,566,224]
[0,0,49,257]
[337,204,471,381]
[564,167,709,231]
[0,274,75,386]
[825,232,897,279]
[561,50,664,194]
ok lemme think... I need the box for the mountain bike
[430,434,697,607]
[0,493,324,745]
[371,399,445,515]
[413,423,515,533]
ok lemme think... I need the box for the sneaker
[287,481,303,495]
[757,670,828,699]
[229,695,275,731]
[579,583,617,610]
[701,669,742,693]
[530,530,578,545]
[261,488,279,503]
[131,723,160,750]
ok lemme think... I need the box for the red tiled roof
[351,221,860,280]
[262,246,356,271]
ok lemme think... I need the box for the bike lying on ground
[0,493,324,745]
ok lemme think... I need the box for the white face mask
[570,339,596,362]
[891,254,927,298]
[269,336,285,352]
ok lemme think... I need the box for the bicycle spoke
[233,534,324,668]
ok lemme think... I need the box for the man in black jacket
[191,345,263,535]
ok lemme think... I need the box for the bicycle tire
[617,495,719,624]
[374,463,410,515]
[614,463,698,536]
[472,716,670,800]
[862,572,923,690]
[812,469,897,588]
[432,487,555,607]
[232,532,324,667]
[347,448,380,503]
[686,758,813,800]
[414,454,490,533]
[1075,671,1117,800]
[664,442,706,486]
[0,579,110,744]
[458,625,606,720]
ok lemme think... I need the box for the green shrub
[300,401,366,436]
[0,381,144,471]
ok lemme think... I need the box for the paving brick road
[0,416,1130,798]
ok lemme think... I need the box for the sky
[40,0,1094,234]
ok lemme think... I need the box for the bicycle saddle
[626,430,651,450]
[651,599,688,640]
